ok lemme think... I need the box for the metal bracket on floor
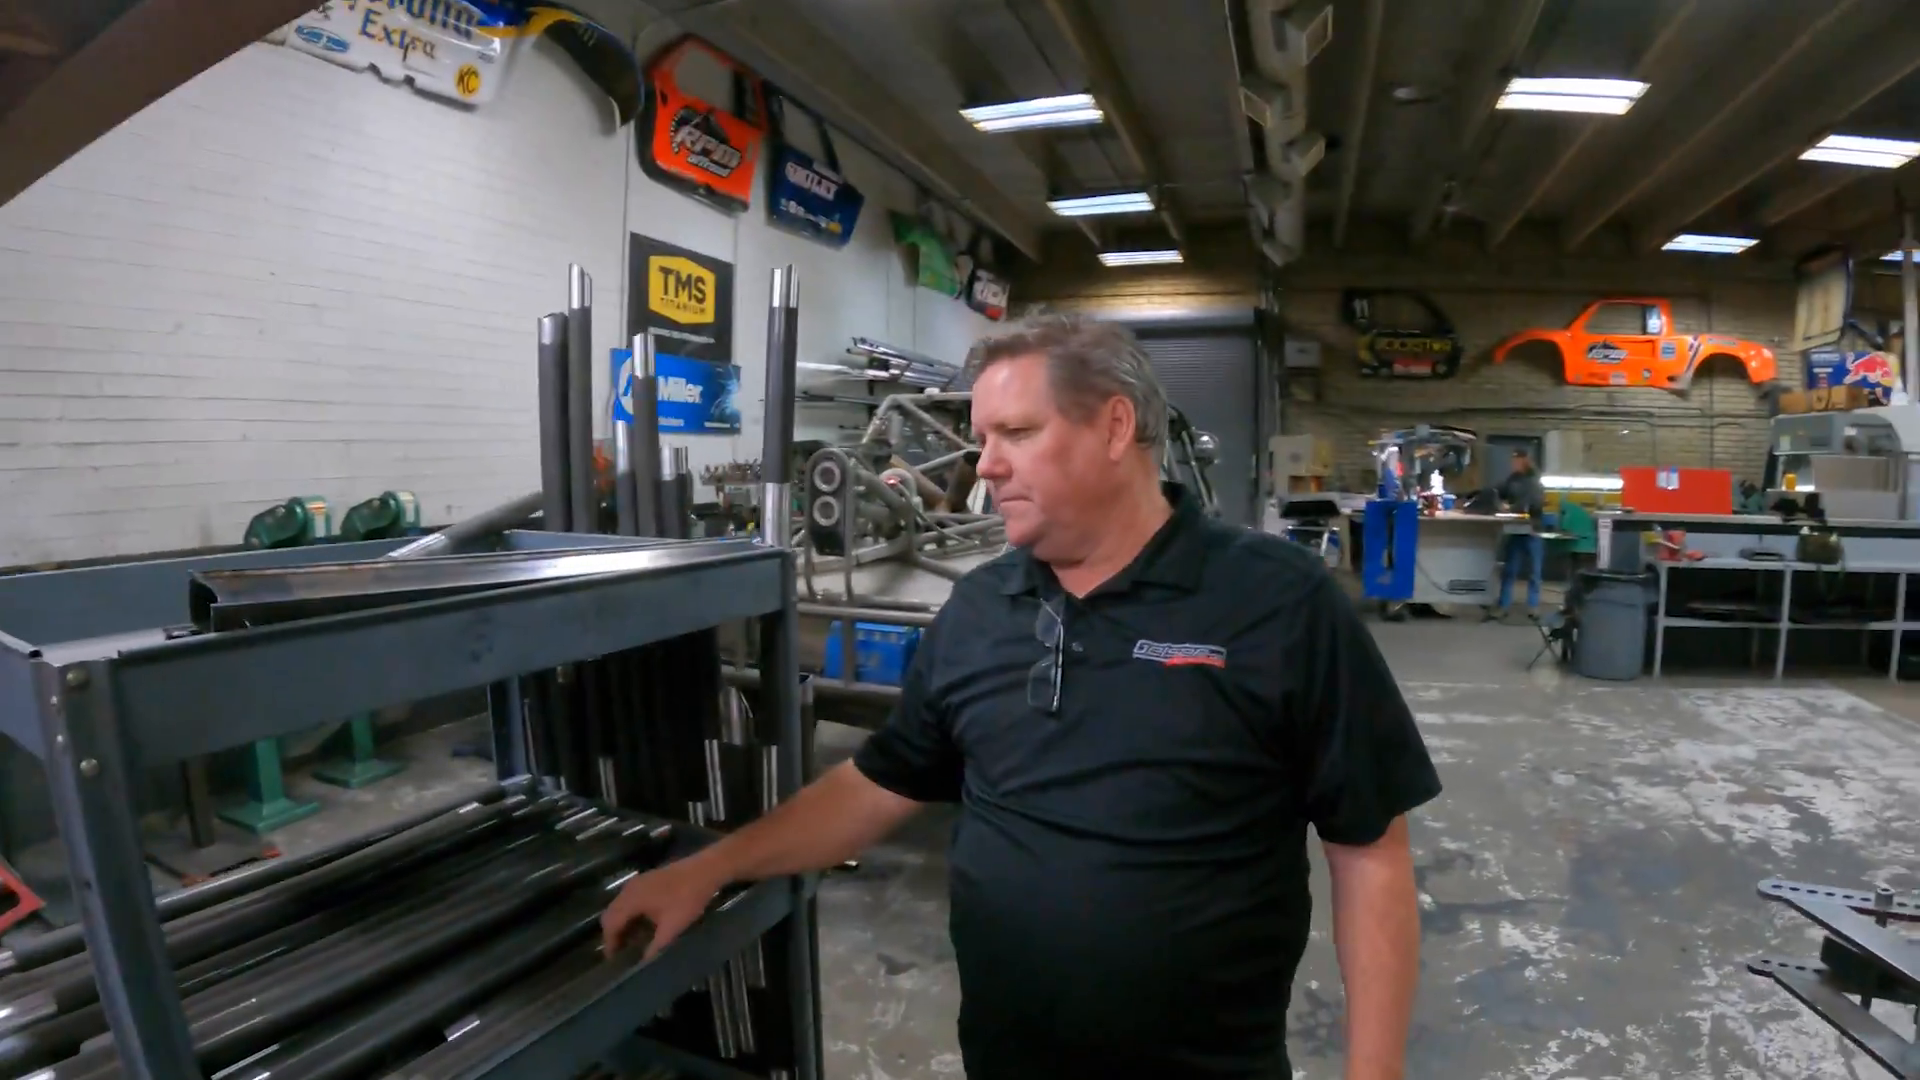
[219,737,321,835]
[312,714,406,789]
[1753,878,1920,1079]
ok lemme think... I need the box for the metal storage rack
[0,530,820,1080]
[1651,557,1919,679]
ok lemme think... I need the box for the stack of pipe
[0,791,676,1080]
[512,264,807,1072]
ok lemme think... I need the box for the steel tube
[630,333,662,538]
[539,312,573,533]
[215,882,619,1080]
[381,491,543,560]
[796,603,936,628]
[0,788,509,979]
[567,266,597,533]
[762,266,799,548]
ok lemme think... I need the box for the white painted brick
[0,33,998,565]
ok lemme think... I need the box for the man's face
[971,353,1135,557]
[1513,456,1531,475]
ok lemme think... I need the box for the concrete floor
[815,613,1920,1080]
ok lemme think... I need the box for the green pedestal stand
[312,715,406,789]
[219,738,321,835]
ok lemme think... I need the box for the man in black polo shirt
[604,314,1442,1079]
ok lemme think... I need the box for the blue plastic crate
[823,621,921,686]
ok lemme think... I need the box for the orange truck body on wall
[1492,298,1777,391]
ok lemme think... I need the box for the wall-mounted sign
[629,232,735,362]
[640,37,767,214]
[966,267,1010,321]
[626,232,737,433]
[891,212,962,296]
[765,93,864,247]
[1342,289,1463,379]
[281,2,639,120]
[1806,348,1902,405]
[610,349,742,434]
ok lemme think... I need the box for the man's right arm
[603,608,962,957]
[600,761,922,956]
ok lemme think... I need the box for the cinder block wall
[1012,222,1905,491]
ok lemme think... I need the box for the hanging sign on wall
[625,232,740,433]
[1341,288,1464,379]
[639,37,768,214]
[279,2,641,119]
[764,92,865,247]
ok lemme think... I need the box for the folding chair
[1528,610,1574,671]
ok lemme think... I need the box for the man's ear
[1105,397,1138,460]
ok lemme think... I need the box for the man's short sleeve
[1292,576,1442,845]
[852,617,963,803]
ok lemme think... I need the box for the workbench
[1651,557,1919,680]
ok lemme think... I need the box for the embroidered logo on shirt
[1132,640,1227,668]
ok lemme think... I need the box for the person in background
[1491,449,1546,619]
[602,313,1440,1080]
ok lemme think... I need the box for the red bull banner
[1806,348,1901,406]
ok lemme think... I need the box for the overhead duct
[1245,0,1333,82]
[1233,0,1326,269]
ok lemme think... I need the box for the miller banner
[625,233,741,433]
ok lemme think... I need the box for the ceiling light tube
[1047,191,1156,217]
[1495,77,1648,115]
[1662,233,1758,255]
[962,93,1105,133]
[1097,249,1184,267]
[1800,134,1920,169]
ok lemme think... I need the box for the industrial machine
[1767,403,1920,522]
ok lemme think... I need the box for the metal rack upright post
[0,531,821,1080]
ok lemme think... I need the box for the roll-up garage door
[1134,325,1258,526]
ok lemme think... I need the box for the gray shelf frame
[1651,560,1917,680]
[0,533,817,1080]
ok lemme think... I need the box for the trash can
[1573,569,1654,681]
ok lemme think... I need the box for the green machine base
[219,738,320,835]
[313,715,405,789]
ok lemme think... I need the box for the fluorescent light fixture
[1799,134,1920,169]
[962,93,1105,133]
[1541,474,1625,493]
[1882,249,1916,262]
[1047,190,1155,217]
[1495,77,1647,115]
[1097,249,1184,267]
[1662,232,1758,255]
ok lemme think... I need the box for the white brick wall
[0,35,995,565]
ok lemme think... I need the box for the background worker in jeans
[1493,448,1547,619]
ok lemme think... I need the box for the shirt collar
[998,482,1208,597]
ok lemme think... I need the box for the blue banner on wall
[611,348,742,434]
[766,144,864,248]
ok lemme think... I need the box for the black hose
[566,268,596,532]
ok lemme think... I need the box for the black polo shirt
[853,484,1441,1079]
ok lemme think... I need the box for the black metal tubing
[377,941,605,1080]
[761,267,798,479]
[52,827,666,1079]
[77,547,787,765]
[0,800,540,1041]
[0,787,510,980]
[399,877,796,1080]
[538,312,573,533]
[219,881,620,1080]
[566,268,596,532]
[630,334,661,538]
[188,541,759,632]
[381,493,544,561]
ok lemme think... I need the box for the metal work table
[1651,557,1918,680]
[0,531,818,1080]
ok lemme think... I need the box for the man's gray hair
[962,313,1169,451]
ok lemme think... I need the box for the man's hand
[601,853,727,959]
